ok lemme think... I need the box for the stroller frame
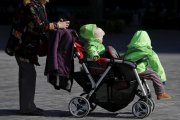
[81,58,148,100]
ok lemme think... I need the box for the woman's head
[38,0,49,5]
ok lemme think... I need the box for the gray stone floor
[0,25,180,120]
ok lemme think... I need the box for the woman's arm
[24,3,59,33]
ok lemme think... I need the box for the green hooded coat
[120,31,166,82]
[80,24,105,60]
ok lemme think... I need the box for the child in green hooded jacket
[80,24,106,61]
[121,30,171,100]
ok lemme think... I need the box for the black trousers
[15,56,37,113]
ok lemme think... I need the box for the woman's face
[38,0,49,5]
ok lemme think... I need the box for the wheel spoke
[74,109,80,115]
[138,103,144,110]
[81,104,88,110]
[136,111,141,116]
[141,108,147,113]
[136,103,141,111]
[72,99,79,106]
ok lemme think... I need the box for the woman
[5,0,70,116]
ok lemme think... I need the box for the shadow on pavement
[0,109,135,118]
[0,109,20,116]
[87,112,134,118]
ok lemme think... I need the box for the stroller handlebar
[71,30,80,41]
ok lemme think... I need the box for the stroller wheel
[145,98,153,117]
[80,93,97,112]
[68,96,90,118]
[138,98,155,116]
[148,98,155,112]
[138,98,155,111]
[132,101,150,119]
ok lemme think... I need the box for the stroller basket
[95,79,138,112]
[73,72,92,92]
[73,70,138,112]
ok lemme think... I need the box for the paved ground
[0,25,180,120]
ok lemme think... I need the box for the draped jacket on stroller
[120,31,166,82]
[80,24,105,60]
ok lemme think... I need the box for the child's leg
[139,68,171,100]
[139,68,165,95]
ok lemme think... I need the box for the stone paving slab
[0,51,180,120]
[0,25,180,120]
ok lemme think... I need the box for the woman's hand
[57,21,70,29]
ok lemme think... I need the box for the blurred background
[0,0,180,33]
[0,0,180,53]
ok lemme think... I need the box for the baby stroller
[69,30,155,119]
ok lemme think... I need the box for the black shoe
[22,109,43,116]
[37,108,43,112]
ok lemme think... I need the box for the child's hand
[93,56,99,61]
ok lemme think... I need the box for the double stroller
[69,31,155,119]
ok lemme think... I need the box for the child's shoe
[157,93,171,100]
